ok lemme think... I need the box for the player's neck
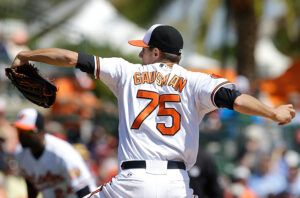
[31,148,45,159]
[160,60,175,69]
[30,138,46,159]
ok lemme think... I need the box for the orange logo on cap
[18,114,25,121]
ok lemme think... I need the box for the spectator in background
[248,152,287,198]
[235,75,250,95]
[225,165,258,198]
[94,134,118,185]
[283,150,300,197]
[237,124,271,170]
[189,147,224,198]
[199,110,222,134]
[86,126,107,161]
[72,143,99,185]
[1,29,30,93]
[12,108,96,198]
[45,120,67,141]
[0,98,19,155]
[287,92,300,125]
[0,34,10,63]
[5,29,30,61]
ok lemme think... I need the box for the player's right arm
[233,94,295,125]
[25,179,39,198]
[11,48,78,68]
[213,87,295,125]
[195,73,295,126]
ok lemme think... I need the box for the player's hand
[272,104,296,125]
[11,52,29,69]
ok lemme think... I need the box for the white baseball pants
[85,160,198,198]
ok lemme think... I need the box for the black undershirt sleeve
[76,185,91,198]
[75,53,95,74]
[214,87,242,110]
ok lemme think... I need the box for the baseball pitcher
[10,24,295,198]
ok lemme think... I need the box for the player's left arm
[11,48,78,68]
[12,49,114,76]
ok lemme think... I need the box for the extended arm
[11,48,78,68]
[233,94,295,125]
[214,87,295,125]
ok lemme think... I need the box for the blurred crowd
[0,29,300,198]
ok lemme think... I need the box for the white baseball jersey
[93,57,233,170]
[14,134,96,198]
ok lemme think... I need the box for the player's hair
[149,46,181,63]
[161,52,181,63]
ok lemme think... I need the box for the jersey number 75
[131,90,181,135]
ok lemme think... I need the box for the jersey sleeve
[60,145,95,192]
[13,145,26,176]
[92,56,135,95]
[192,72,235,114]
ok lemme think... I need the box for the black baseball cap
[128,24,183,55]
[13,108,44,132]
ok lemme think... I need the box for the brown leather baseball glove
[5,63,57,108]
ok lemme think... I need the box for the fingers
[286,104,296,120]
[270,104,296,125]
[276,104,296,126]
[11,58,20,69]
[287,104,296,119]
[11,58,28,69]
[290,108,296,119]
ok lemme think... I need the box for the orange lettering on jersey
[134,72,186,93]
[149,71,156,83]
[142,72,150,84]
[175,77,187,93]
[161,73,170,87]
[156,73,170,87]
[156,72,163,86]
[133,72,142,85]
[168,75,180,89]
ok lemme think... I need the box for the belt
[121,160,186,170]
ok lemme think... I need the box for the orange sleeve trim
[210,81,231,107]
[96,56,100,79]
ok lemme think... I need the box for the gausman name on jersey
[133,72,187,93]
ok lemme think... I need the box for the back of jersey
[97,57,231,170]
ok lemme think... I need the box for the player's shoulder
[102,57,142,72]
[45,134,77,154]
[102,57,140,67]
[174,64,209,79]
[45,134,84,163]
[184,68,226,81]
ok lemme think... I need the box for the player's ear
[153,48,160,57]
